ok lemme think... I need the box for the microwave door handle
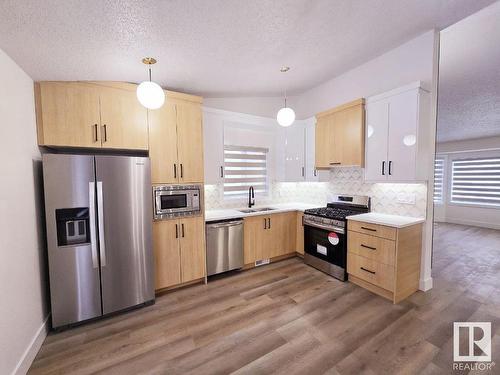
[97,181,106,267]
[88,182,98,268]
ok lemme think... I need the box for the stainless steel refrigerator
[42,154,154,328]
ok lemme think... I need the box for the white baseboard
[419,277,433,291]
[444,218,500,230]
[13,315,49,375]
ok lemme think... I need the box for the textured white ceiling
[437,1,500,143]
[0,0,496,97]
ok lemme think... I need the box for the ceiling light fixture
[277,66,295,127]
[136,57,165,110]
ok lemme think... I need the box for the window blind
[450,157,500,207]
[224,145,268,197]
[433,158,445,203]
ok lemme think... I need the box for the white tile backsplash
[205,167,427,218]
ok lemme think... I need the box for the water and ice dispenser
[55,208,90,246]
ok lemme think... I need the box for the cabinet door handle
[360,267,376,275]
[175,224,178,238]
[102,124,107,142]
[361,226,377,232]
[361,244,377,251]
[93,124,98,142]
[388,161,393,175]
[173,164,177,179]
[302,167,305,177]
[264,218,267,230]
[329,162,341,165]
[180,164,183,179]
[181,223,185,238]
[314,169,317,177]
[382,161,386,175]
[268,218,271,229]
[220,166,224,178]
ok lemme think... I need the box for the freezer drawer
[206,219,244,276]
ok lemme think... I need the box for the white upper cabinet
[203,110,224,184]
[365,82,431,182]
[284,124,306,182]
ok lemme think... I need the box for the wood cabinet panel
[296,212,304,254]
[315,99,365,168]
[180,216,206,283]
[99,87,148,150]
[35,82,101,148]
[148,102,179,183]
[243,215,268,264]
[269,212,296,257]
[347,253,395,291]
[348,221,396,240]
[177,102,204,183]
[153,220,181,290]
[347,230,395,266]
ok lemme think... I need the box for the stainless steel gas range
[303,195,370,281]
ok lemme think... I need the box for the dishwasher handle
[206,220,243,229]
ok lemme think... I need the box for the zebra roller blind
[433,158,445,203]
[451,157,500,207]
[224,145,268,197]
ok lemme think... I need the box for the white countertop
[205,202,319,222]
[346,212,425,228]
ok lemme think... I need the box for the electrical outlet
[397,193,416,205]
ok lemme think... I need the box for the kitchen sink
[238,207,277,213]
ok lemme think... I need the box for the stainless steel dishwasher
[206,219,244,276]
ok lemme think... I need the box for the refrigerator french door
[43,154,154,328]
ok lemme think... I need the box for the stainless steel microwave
[153,185,202,220]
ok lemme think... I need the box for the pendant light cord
[148,67,152,82]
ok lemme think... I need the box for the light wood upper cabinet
[35,81,148,150]
[99,87,148,150]
[315,98,365,168]
[153,220,181,290]
[35,82,101,148]
[179,216,206,283]
[148,94,204,184]
[149,102,179,183]
[177,102,204,183]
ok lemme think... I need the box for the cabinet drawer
[348,230,395,266]
[347,253,394,291]
[348,220,396,240]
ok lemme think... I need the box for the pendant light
[276,66,295,127]
[136,57,165,110]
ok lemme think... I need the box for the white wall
[203,96,298,119]
[435,139,500,229]
[0,48,49,375]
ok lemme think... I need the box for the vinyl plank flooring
[29,223,500,374]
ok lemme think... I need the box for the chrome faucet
[248,186,255,208]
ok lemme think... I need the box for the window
[223,145,268,198]
[433,157,445,203]
[450,157,500,207]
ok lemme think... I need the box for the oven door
[304,224,346,269]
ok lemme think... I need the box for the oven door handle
[304,221,344,234]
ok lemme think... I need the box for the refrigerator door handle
[97,181,107,267]
[89,182,98,268]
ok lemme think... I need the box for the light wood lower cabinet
[153,216,206,291]
[243,212,297,266]
[296,212,304,255]
[347,220,422,303]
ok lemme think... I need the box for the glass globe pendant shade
[136,81,165,110]
[277,107,296,127]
